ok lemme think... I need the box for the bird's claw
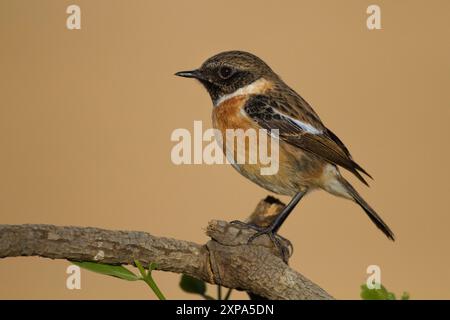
[229,220,293,262]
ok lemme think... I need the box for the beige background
[1,0,449,299]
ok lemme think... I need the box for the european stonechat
[176,51,394,250]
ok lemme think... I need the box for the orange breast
[212,95,255,131]
[212,95,268,167]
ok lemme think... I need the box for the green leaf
[387,292,397,300]
[179,274,206,295]
[401,292,410,300]
[71,261,139,281]
[360,283,395,300]
[149,262,158,271]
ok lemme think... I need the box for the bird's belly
[212,96,325,196]
[230,142,323,196]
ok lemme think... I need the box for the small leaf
[387,292,397,300]
[361,283,410,300]
[149,262,158,271]
[360,284,393,300]
[401,292,410,300]
[179,274,206,295]
[72,261,139,281]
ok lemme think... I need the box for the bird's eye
[218,66,234,79]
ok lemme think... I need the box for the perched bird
[175,51,394,251]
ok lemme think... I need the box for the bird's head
[175,51,276,105]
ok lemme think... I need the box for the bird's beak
[175,69,203,80]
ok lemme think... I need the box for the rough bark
[0,197,333,300]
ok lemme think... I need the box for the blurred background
[0,0,449,299]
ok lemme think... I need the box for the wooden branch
[0,197,333,300]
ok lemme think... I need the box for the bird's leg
[231,191,307,260]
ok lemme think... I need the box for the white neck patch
[214,78,271,107]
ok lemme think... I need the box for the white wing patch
[272,108,322,134]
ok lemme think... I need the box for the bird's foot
[229,220,292,262]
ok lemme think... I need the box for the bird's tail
[329,176,395,241]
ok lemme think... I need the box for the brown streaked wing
[244,95,371,186]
